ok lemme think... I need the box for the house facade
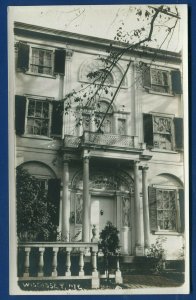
[13,21,185,288]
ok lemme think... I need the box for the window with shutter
[149,186,184,233]
[17,43,66,77]
[143,66,182,95]
[15,95,63,138]
[143,113,183,152]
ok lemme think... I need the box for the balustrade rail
[18,242,122,289]
[18,242,100,288]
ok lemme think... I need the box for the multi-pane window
[153,116,173,150]
[143,66,182,95]
[150,69,170,94]
[30,48,53,75]
[26,99,50,136]
[156,189,177,231]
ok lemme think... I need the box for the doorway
[91,195,116,235]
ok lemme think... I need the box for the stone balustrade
[18,242,123,289]
[18,242,100,289]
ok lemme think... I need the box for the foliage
[99,222,120,280]
[60,5,180,135]
[146,237,167,274]
[99,221,120,256]
[16,166,57,241]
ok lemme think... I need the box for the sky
[10,5,187,52]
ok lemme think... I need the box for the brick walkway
[122,275,183,289]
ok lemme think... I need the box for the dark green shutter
[171,70,182,94]
[51,101,63,137]
[17,43,30,71]
[48,179,61,226]
[179,189,184,233]
[148,187,157,232]
[15,95,26,135]
[143,114,153,148]
[143,66,151,89]
[174,117,183,150]
[54,49,66,75]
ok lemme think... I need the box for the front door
[91,195,116,236]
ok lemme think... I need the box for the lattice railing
[64,135,81,148]
[83,131,136,148]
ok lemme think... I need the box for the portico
[60,145,151,257]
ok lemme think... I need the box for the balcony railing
[63,132,144,150]
[82,131,141,149]
[17,242,122,290]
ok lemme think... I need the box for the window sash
[30,47,53,75]
[25,99,51,137]
[152,115,173,150]
[156,189,177,231]
[150,68,171,94]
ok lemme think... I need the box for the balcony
[64,132,144,151]
[82,131,144,151]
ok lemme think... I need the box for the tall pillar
[134,161,144,256]
[82,154,90,242]
[140,165,150,249]
[62,158,70,241]
[63,49,74,136]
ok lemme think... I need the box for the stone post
[62,157,70,241]
[134,161,144,256]
[140,165,150,249]
[82,154,90,242]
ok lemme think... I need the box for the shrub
[99,222,120,278]
[16,166,57,241]
[146,237,167,274]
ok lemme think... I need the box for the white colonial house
[13,22,185,289]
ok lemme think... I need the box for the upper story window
[30,48,53,75]
[16,42,66,77]
[143,65,182,96]
[26,99,50,136]
[15,95,63,138]
[143,113,183,152]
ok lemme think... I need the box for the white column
[62,158,70,241]
[134,161,144,256]
[63,49,74,136]
[140,165,150,249]
[82,153,90,242]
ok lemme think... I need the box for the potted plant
[99,222,120,284]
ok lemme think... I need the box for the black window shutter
[15,95,26,135]
[54,49,66,75]
[174,117,183,150]
[17,43,30,71]
[143,66,151,89]
[48,179,61,226]
[51,101,63,137]
[178,189,184,233]
[143,114,153,148]
[148,187,157,232]
[171,70,182,94]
